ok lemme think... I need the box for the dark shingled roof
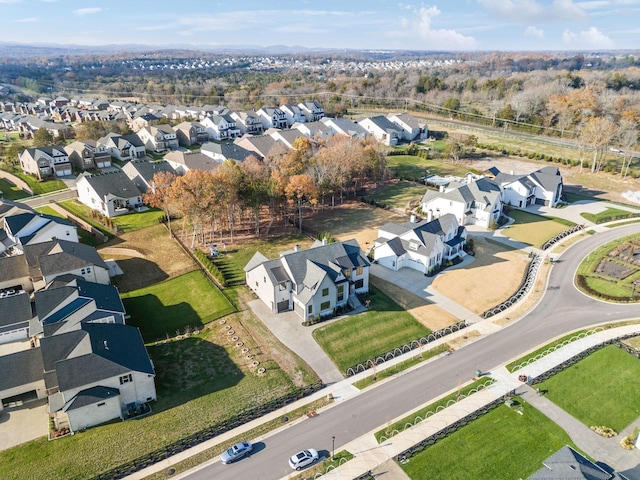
[80,171,142,200]
[0,348,43,391]
[529,445,613,479]
[0,254,29,283]
[0,292,32,328]
[201,142,257,162]
[63,385,120,412]
[122,159,176,191]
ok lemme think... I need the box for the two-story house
[97,133,146,161]
[280,104,306,126]
[374,214,466,275]
[387,113,429,141]
[64,140,112,172]
[298,101,324,122]
[230,111,264,135]
[1,210,78,255]
[19,146,72,179]
[256,107,288,130]
[494,166,564,208]
[244,239,369,322]
[357,116,402,146]
[137,125,179,153]
[201,114,241,141]
[174,121,209,147]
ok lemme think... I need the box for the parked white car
[288,448,319,470]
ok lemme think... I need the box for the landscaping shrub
[194,249,227,287]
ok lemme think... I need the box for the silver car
[220,441,253,464]
[288,448,319,470]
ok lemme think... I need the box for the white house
[76,171,144,218]
[494,166,564,208]
[137,125,179,153]
[0,292,33,345]
[256,107,288,130]
[229,111,264,135]
[320,117,368,139]
[357,116,402,146]
[298,101,324,122]
[421,176,503,229]
[387,113,428,141]
[201,114,240,141]
[244,239,369,321]
[1,210,78,255]
[200,142,256,163]
[97,133,145,161]
[280,104,306,126]
[374,214,466,275]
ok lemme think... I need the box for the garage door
[2,390,38,408]
[277,300,289,313]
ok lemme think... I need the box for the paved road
[21,188,76,208]
[186,223,640,480]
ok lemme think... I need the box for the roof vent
[103,340,109,350]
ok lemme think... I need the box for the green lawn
[538,346,640,432]
[313,285,431,372]
[502,209,573,248]
[121,270,236,341]
[58,199,112,237]
[563,192,604,203]
[400,403,576,480]
[385,155,477,181]
[0,178,29,199]
[369,181,426,210]
[112,208,167,232]
[3,167,67,195]
[581,207,640,224]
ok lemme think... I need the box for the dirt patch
[448,330,482,349]
[99,224,197,292]
[493,261,551,326]
[305,201,407,251]
[432,236,529,315]
[371,276,458,330]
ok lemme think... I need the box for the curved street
[178,224,640,479]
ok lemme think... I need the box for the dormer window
[409,242,419,251]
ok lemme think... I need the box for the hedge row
[194,249,227,287]
[576,274,638,303]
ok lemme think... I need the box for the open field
[400,403,576,480]
[0,178,28,199]
[313,285,432,372]
[431,237,529,314]
[502,209,573,248]
[305,201,406,252]
[369,180,426,211]
[538,345,640,432]
[385,155,477,181]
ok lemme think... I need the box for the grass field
[385,155,478,181]
[581,207,640,224]
[502,209,573,248]
[400,403,576,480]
[313,285,431,372]
[121,270,235,341]
[0,178,29,199]
[537,346,640,432]
[59,199,113,237]
[0,166,68,194]
[369,180,426,210]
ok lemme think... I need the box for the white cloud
[0,0,21,3]
[401,6,477,49]
[73,7,102,16]
[525,25,544,38]
[562,26,614,47]
[479,0,587,22]
[16,17,38,23]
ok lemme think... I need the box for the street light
[332,435,335,461]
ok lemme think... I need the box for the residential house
[256,107,288,130]
[267,129,306,149]
[97,133,145,161]
[387,113,428,141]
[320,117,368,139]
[200,142,257,163]
[421,176,503,229]
[1,210,78,255]
[130,113,160,132]
[357,116,402,146]
[42,322,156,433]
[374,214,466,275]
[201,114,240,141]
[0,348,46,411]
[137,125,178,153]
[163,150,221,174]
[494,166,564,208]
[0,291,33,344]
[174,121,209,147]
[234,135,283,159]
[293,120,333,140]
[230,111,264,135]
[529,445,621,479]
[298,101,324,121]
[280,104,306,126]
[76,171,143,218]
[19,146,72,179]
[23,238,111,290]
[121,159,177,193]
[244,239,370,321]
[0,254,31,294]
[64,140,112,171]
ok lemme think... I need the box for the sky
[0,0,639,52]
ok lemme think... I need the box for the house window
[322,288,329,297]
[320,301,330,311]
[344,269,351,278]
[337,285,344,302]
[279,282,286,291]
[264,277,266,283]
[97,402,106,407]
[354,279,364,289]
[356,267,363,275]
[119,374,132,385]
[308,305,313,314]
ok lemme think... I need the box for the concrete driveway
[528,199,640,226]
[0,398,48,450]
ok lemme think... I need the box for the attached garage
[0,348,46,411]
[276,299,290,313]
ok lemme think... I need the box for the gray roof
[24,238,108,279]
[389,112,421,129]
[530,169,563,193]
[362,115,402,133]
[236,135,281,158]
[529,445,613,480]
[0,347,43,391]
[43,322,154,392]
[164,151,221,172]
[422,177,501,211]
[80,171,143,200]
[0,254,29,283]
[121,159,176,189]
[0,292,32,328]
[63,385,120,412]
[201,142,257,162]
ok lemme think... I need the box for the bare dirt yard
[305,201,407,251]
[432,237,530,315]
[98,224,197,292]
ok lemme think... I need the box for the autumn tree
[171,170,215,248]
[142,170,176,235]
[75,120,110,141]
[32,127,56,147]
[444,133,477,163]
[240,155,271,236]
[616,120,639,178]
[285,174,317,233]
[579,117,618,173]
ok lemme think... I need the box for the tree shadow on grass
[148,336,243,411]
[110,257,169,292]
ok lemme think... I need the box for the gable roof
[529,445,614,479]
[24,238,108,279]
[422,177,501,210]
[0,292,32,328]
[163,150,220,172]
[122,159,176,183]
[63,385,120,412]
[0,348,44,391]
[0,254,29,283]
[79,171,143,200]
[201,142,257,162]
